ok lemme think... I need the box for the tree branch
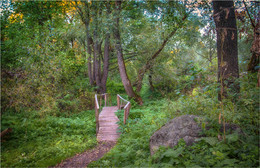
[242,0,256,28]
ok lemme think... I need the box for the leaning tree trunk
[135,15,188,93]
[113,0,143,105]
[213,0,239,100]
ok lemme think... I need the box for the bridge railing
[117,94,131,124]
[95,93,111,134]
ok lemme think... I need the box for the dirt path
[54,106,120,167]
[53,141,116,168]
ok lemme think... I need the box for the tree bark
[0,128,12,138]
[75,1,111,93]
[84,3,94,85]
[247,9,259,73]
[213,0,239,100]
[100,2,111,93]
[113,0,143,105]
[92,4,101,92]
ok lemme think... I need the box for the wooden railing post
[117,94,131,125]
[123,102,131,124]
[100,95,102,107]
[95,94,99,135]
[124,108,126,124]
[117,95,120,109]
[105,94,107,107]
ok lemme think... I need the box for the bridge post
[95,94,100,135]
[124,103,131,124]
[105,94,107,107]
[117,95,120,109]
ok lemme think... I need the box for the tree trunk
[149,69,155,91]
[213,0,239,100]
[247,11,260,73]
[93,4,101,93]
[113,0,143,105]
[81,2,94,85]
[85,24,94,85]
[100,2,112,93]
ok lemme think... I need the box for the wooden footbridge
[95,94,131,142]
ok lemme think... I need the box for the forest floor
[53,141,116,168]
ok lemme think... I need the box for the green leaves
[197,137,219,146]
[225,133,239,143]
[161,147,184,159]
[1,110,97,167]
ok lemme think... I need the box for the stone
[149,115,242,155]
[149,115,202,155]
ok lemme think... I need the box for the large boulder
[150,115,202,155]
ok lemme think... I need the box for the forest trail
[54,106,120,167]
[53,141,116,168]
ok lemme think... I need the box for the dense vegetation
[1,0,259,167]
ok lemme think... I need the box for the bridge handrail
[95,93,111,134]
[94,94,100,134]
[117,94,131,124]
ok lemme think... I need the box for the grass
[1,110,97,167]
[1,83,258,167]
[88,92,259,167]
[88,99,171,167]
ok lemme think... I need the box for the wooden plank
[97,106,120,142]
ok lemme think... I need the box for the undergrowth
[89,85,259,167]
[1,110,97,167]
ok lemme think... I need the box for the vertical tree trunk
[100,35,110,93]
[93,4,101,93]
[113,0,143,105]
[213,0,239,100]
[100,2,111,93]
[83,2,94,85]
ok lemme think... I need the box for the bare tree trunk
[92,4,101,93]
[213,0,239,100]
[100,35,110,93]
[85,25,94,85]
[113,0,143,105]
[100,2,111,93]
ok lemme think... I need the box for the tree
[213,0,239,100]
[113,0,143,105]
[74,1,111,93]
[133,1,190,93]
[242,0,260,73]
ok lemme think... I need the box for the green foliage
[106,80,125,94]
[1,1,258,167]
[89,100,169,167]
[89,78,259,167]
[151,129,258,167]
[1,110,97,167]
